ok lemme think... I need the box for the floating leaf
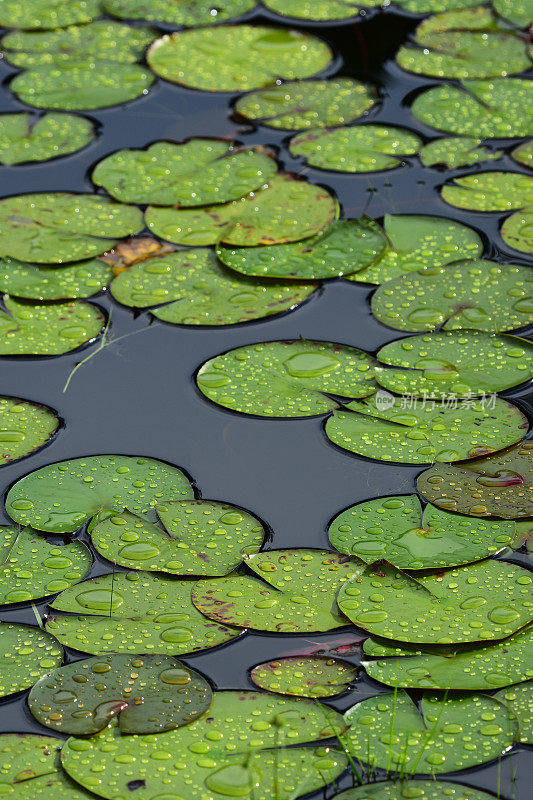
[501,209,533,256]
[325,393,527,464]
[0,622,62,696]
[193,549,360,632]
[0,0,100,29]
[196,340,377,418]
[99,235,175,273]
[103,0,255,25]
[512,140,533,169]
[417,440,533,519]
[146,173,338,247]
[394,0,485,10]
[420,137,501,168]
[0,192,143,263]
[0,396,59,464]
[46,570,242,655]
[0,113,94,165]
[251,656,358,697]
[0,257,112,300]
[263,0,371,19]
[217,219,387,281]
[349,214,482,285]
[329,494,514,569]
[494,682,533,744]
[147,25,333,92]
[441,172,533,212]
[235,78,376,131]
[290,124,422,172]
[343,690,517,774]
[29,654,212,735]
[334,781,498,800]
[91,499,264,575]
[371,260,533,333]
[493,0,533,27]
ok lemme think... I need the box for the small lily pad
[147,25,333,92]
[0,257,112,300]
[501,209,533,256]
[493,0,533,26]
[103,0,255,25]
[6,454,194,533]
[0,396,59,464]
[441,171,533,212]
[334,781,498,800]
[46,570,242,655]
[196,339,377,418]
[0,622,62,696]
[417,440,533,519]
[251,656,358,697]
[29,654,212,735]
[235,78,377,130]
[494,682,533,744]
[0,113,94,165]
[193,549,360,632]
[329,494,514,569]
[371,260,533,333]
[0,0,100,29]
[290,124,422,172]
[512,140,533,168]
[263,0,371,19]
[420,137,501,168]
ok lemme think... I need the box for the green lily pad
[417,440,533,519]
[512,140,533,168]
[495,682,533,744]
[251,655,358,697]
[46,570,242,655]
[411,79,533,138]
[146,173,338,247]
[93,140,277,207]
[0,0,100,29]
[493,0,533,27]
[147,25,333,92]
[0,526,91,605]
[329,494,514,569]
[290,124,422,172]
[348,214,483,285]
[364,625,533,690]
[0,395,59,464]
[0,257,112,300]
[501,209,533,256]
[396,6,532,79]
[374,331,533,397]
[29,654,212,735]
[0,113,94,165]
[193,549,360,632]
[394,0,484,11]
[441,171,533,212]
[334,781,498,800]
[420,137,502,168]
[343,690,517,774]
[91,500,264,575]
[0,297,104,355]
[196,339,377,418]
[263,0,372,19]
[103,0,255,25]
[6,454,194,534]
[235,78,377,131]
[0,192,143,264]
[371,260,533,333]
[0,622,63,696]
[325,393,527,464]
[216,219,387,281]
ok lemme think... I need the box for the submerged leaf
[0,622,62,696]
[0,257,112,300]
[441,171,533,212]
[103,0,255,25]
[420,137,501,168]
[0,113,94,165]
[263,0,370,19]
[0,0,100,29]
[251,655,358,697]
[334,782,498,800]
[494,682,533,744]
[0,396,59,463]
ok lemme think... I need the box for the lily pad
[146,173,338,246]
[493,0,533,26]
[329,494,514,569]
[420,137,501,168]
[371,260,533,333]
[0,526,91,605]
[394,0,485,10]
[29,654,212,735]
[0,113,94,165]
[193,549,360,632]
[216,219,387,280]
[147,25,333,92]
[0,396,59,464]
[417,440,533,519]
[103,0,255,25]
[263,0,371,19]
[343,690,516,774]
[348,214,483,285]
[235,78,377,130]
[251,655,358,697]
[512,140,533,168]
[0,622,63,696]
[494,682,533,744]
[196,339,377,418]
[325,393,527,464]
[0,192,143,264]
[0,0,100,29]
[334,781,498,800]
[290,124,422,172]
[91,500,264,575]
[46,570,242,655]
[92,140,277,206]
[0,297,104,355]
[501,209,533,256]
[441,172,533,212]
[0,257,112,300]
[411,79,533,138]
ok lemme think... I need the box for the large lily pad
[371,260,533,333]
[0,113,94,165]
[334,782,498,800]
[251,655,358,697]
[0,622,62,696]
[0,192,143,264]
[193,549,360,632]
[441,172,533,212]
[495,682,533,744]
[420,137,501,169]
[147,25,333,92]
[263,0,372,19]
[146,173,338,247]
[501,209,533,256]
[349,214,483,285]
[91,499,264,575]
[325,393,527,464]
[417,440,533,519]
[329,494,514,569]
[290,124,422,172]
[0,0,100,29]
[0,395,59,464]
[0,257,112,300]
[103,0,255,25]
[196,339,377,418]
[235,78,377,130]
[6,454,193,533]
[29,654,212,735]
[343,690,516,774]
[46,570,242,655]
[217,219,387,281]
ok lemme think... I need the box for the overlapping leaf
[251,655,358,697]
[441,171,533,212]
[104,0,255,25]
[334,782,498,800]
[495,682,533,744]
[0,257,112,300]
[263,0,371,19]
[0,0,100,29]
[0,396,58,463]
[0,622,62,696]
[420,137,501,168]
[0,113,94,165]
